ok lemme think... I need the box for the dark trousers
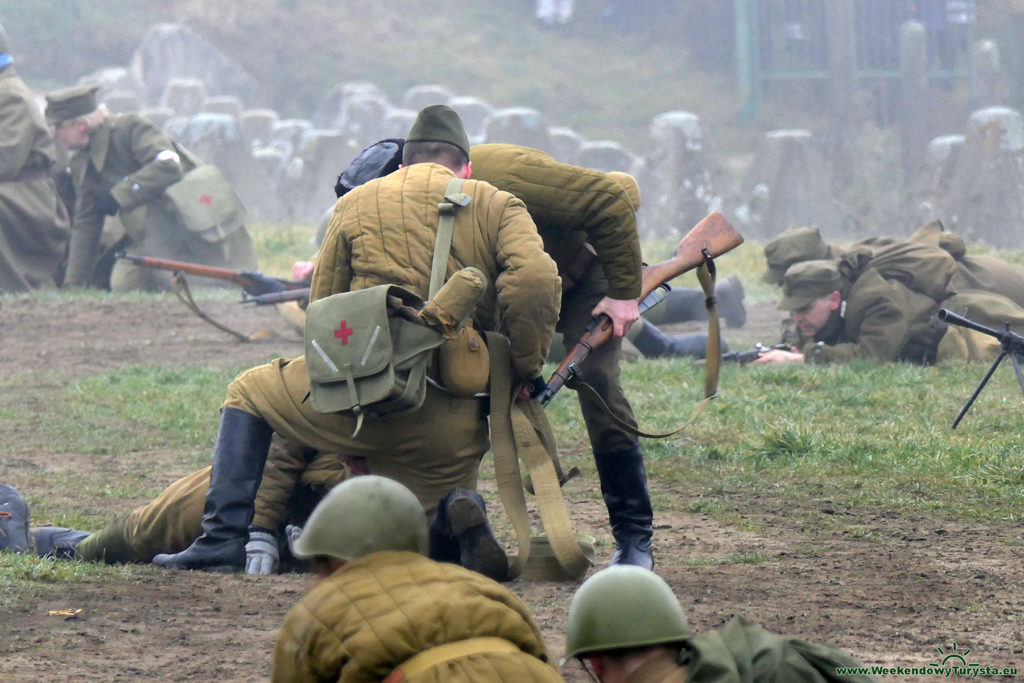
[556,261,639,454]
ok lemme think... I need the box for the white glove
[245,528,279,576]
[284,524,306,559]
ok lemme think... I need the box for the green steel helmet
[0,23,9,55]
[564,566,690,659]
[291,475,429,561]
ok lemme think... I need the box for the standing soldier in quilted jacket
[150,105,561,573]
[0,22,70,292]
[470,144,655,569]
[44,84,258,291]
[272,476,563,682]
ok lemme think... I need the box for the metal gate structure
[735,0,975,120]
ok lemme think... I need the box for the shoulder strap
[429,177,471,299]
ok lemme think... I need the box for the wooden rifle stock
[115,252,308,296]
[540,212,743,406]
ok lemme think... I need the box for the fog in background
[4,1,1024,245]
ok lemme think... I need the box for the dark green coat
[682,616,876,683]
[0,65,69,292]
[795,269,943,364]
[65,113,256,289]
[470,143,643,300]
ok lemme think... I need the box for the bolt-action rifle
[712,342,793,365]
[937,308,1024,428]
[539,212,744,406]
[240,287,311,306]
[114,253,308,298]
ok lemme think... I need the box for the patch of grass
[0,553,144,589]
[58,366,244,456]
[609,357,1024,523]
[249,223,317,279]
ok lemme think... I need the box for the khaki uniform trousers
[936,289,1024,362]
[75,446,349,564]
[223,355,489,515]
[77,467,210,563]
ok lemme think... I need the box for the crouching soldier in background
[563,565,876,682]
[272,476,563,682]
[44,84,258,291]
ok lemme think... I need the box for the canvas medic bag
[303,177,471,435]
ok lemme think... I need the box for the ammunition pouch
[438,325,490,397]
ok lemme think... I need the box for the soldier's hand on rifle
[754,348,805,365]
[591,296,640,338]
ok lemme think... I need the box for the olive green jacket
[470,143,643,300]
[65,113,194,285]
[272,551,562,682]
[795,269,943,364]
[680,616,876,682]
[0,65,69,292]
[312,163,561,382]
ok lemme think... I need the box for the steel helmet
[291,475,429,560]
[564,565,690,659]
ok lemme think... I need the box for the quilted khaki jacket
[311,162,561,381]
[470,144,643,301]
[271,552,563,683]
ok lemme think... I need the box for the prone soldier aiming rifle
[938,308,1024,428]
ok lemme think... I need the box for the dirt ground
[1,295,1022,682]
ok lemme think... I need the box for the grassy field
[3,230,1024,680]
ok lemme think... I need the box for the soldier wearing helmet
[564,565,875,682]
[271,476,563,683]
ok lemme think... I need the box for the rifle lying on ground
[115,252,310,341]
[115,253,308,298]
[937,308,1024,429]
[540,212,744,407]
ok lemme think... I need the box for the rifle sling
[486,331,591,581]
[564,257,721,439]
[170,272,292,343]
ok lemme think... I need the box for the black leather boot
[31,526,91,559]
[716,274,747,328]
[643,276,746,328]
[0,484,32,553]
[428,489,508,582]
[643,287,706,326]
[152,408,273,571]
[593,445,654,570]
[629,323,728,359]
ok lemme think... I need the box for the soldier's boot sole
[447,493,508,582]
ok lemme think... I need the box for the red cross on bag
[335,321,354,344]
